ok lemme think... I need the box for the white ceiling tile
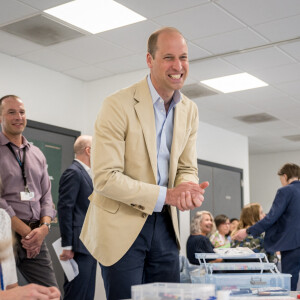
[0,0,38,26]
[249,134,284,146]
[19,48,87,71]
[224,47,295,72]
[0,30,42,56]
[249,142,271,154]
[153,3,244,40]
[195,94,260,117]
[49,36,133,64]
[115,0,208,18]
[217,0,300,26]
[280,40,300,61]
[18,0,74,10]
[95,53,147,74]
[271,126,300,136]
[226,124,266,136]
[253,14,300,42]
[251,120,295,131]
[188,42,211,61]
[270,103,300,121]
[189,58,241,81]
[229,85,287,101]
[193,28,267,55]
[63,66,113,81]
[277,80,300,97]
[97,20,159,53]
[235,94,297,113]
[252,63,300,84]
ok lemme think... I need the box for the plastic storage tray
[131,282,216,300]
[191,253,291,297]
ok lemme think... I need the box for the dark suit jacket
[250,181,300,252]
[58,160,93,255]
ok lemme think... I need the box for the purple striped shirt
[0,132,56,221]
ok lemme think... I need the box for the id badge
[20,191,35,201]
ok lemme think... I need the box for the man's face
[147,31,189,100]
[0,97,27,136]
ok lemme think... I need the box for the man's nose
[172,59,182,71]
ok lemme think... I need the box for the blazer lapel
[133,79,157,182]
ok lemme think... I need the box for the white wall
[249,151,300,213]
[0,52,85,132]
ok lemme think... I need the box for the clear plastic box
[131,282,216,300]
[191,253,292,297]
[191,272,291,297]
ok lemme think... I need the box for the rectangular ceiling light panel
[200,72,268,93]
[44,0,146,34]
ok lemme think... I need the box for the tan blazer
[80,78,199,266]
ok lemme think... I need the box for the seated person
[210,214,231,248]
[186,211,221,265]
[0,207,60,300]
[231,203,278,263]
[229,218,239,237]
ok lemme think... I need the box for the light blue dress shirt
[147,75,181,212]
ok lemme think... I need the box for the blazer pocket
[92,195,120,214]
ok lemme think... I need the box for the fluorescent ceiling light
[44,0,146,34]
[200,72,268,93]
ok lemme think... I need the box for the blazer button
[142,213,147,218]
[130,204,136,207]
[138,205,145,210]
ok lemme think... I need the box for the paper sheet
[52,237,79,282]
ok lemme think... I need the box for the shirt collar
[147,74,181,105]
[75,158,91,175]
[0,132,30,148]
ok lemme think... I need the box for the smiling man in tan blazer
[80,27,209,300]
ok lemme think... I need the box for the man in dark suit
[58,135,96,300]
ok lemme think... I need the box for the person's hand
[165,181,209,211]
[0,284,60,300]
[26,248,41,259]
[21,226,48,256]
[232,228,247,241]
[60,249,74,261]
[49,286,61,300]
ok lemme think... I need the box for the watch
[39,222,51,232]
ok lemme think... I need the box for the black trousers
[63,252,97,300]
[100,210,180,300]
[15,233,58,288]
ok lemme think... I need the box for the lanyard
[6,143,29,192]
[0,263,4,290]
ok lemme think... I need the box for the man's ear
[146,53,153,68]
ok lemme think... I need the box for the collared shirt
[147,75,181,211]
[74,158,92,179]
[0,132,56,221]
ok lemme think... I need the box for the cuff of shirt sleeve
[62,246,72,250]
[153,186,167,212]
[5,206,16,218]
[40,208,57,220]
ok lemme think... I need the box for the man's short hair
[0,95,20,114]
[278,163,300,180]
[147,27,184,59]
